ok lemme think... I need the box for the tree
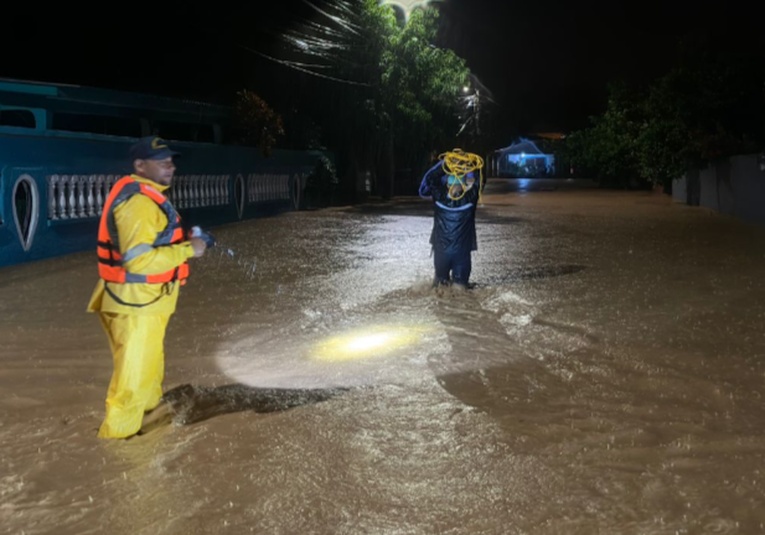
[634,73,695,190]
[564,30,765,190]
[564,82,647,188]
[269,0,470,200]
[232,89,285,156]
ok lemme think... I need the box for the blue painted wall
[0,130,329,267]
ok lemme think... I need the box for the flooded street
[2,181,765,534]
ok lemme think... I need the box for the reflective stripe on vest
[97,176,190,284]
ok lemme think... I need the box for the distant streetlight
[380,0,434,22]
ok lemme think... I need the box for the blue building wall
[672,153,765,227]
[0,78,331,268]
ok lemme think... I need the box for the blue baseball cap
[129,136,179,161]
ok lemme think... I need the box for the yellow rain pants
[97,312,170,439]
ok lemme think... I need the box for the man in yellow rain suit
[87,136,209,439]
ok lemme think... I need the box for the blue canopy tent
[493,138,555,178]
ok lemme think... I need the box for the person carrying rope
[419,149,485,288]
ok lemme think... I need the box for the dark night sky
[1,0,760,137]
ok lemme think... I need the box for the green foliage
[382,8,469,161]
[232,90,285,157]
[282,0,471,197]
[565,82,647,187]
[564,35,765,189]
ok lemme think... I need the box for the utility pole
[474,89,480,136]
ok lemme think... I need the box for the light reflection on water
[2,189,765,534]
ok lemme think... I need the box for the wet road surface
[1,181,764,534]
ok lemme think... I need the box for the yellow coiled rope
[439,148,485,201]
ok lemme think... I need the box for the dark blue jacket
[419,161,481,255]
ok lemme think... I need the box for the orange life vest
[97,176,189,285]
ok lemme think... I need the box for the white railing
[247,173,290,204]
[45,172,301,220]
[167,174,230,209]
[47,174,119,220]
[46,174,232,220]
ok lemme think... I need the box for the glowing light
[347,333,393,351]
[312,324,431,362]
[380,0,433,21]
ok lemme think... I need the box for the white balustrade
[96,175,106,215]
[48,175,59,220]
[76,176,86,218]
[246,173,290,204]
[87,175,97,217]
[167,174,231,209]
[66,176,76,219]
[57,175,68,219]
[46,173,232,220]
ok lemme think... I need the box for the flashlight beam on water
[346,333,393,352]
[312,325,432,363]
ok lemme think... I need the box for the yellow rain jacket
[88,174,196,438]
[87,175,195,315]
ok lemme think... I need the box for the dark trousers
[433,249,472,286]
